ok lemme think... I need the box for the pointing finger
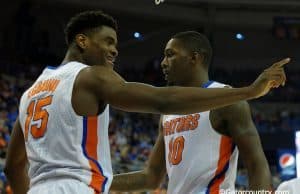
[271,58,290,68]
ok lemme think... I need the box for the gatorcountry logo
[279,153,296,169]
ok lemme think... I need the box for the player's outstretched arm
[80,58,289,114]
[4,118,29,194]
[111,118,166,191]
[214,101,273,190]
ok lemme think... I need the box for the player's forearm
[111,170,157,191]
[247,164,273,190]
[5,166,29,194]
[116,82,255,114]
[157,86,254,114]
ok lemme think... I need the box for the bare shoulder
[210,101,253,136]
[210,84,250,119]
[212,100,252,128]
[72,65,125,115]
[75,66,124,94]
[77,66,121,84]
[213,100,250,117]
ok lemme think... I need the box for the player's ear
[191,52,204,65]
[75,34,89,50]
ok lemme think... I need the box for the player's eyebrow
[104,35,118,46]
[164,48,174,54]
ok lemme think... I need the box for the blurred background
[0,0,300,193]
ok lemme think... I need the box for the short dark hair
[172,31,212,68]
[64,10,118,45]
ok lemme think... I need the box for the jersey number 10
[24,96,53,141]
[168,136,185,165]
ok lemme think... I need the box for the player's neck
[181,71,209,87]
[61,49,86,65]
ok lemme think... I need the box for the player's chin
[104,61,114,68]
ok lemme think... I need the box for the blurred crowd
[0,74,30,193]
[0,62,299,193]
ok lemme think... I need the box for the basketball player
[111,31,281,193]
[4,11,288,194]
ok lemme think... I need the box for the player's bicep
[225,101,257,137]
[232,128,266,164]
[83,66,163,113]
[225,102,266,164]
[107,82,164,113]
[5,118,27,170]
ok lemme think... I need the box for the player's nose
[110,46,118,58]
[161,57,169,69]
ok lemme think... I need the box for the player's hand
[250,58,289,98]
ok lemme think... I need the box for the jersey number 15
[24,96,53,141]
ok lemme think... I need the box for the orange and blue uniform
[162,81,239,194]
[19,62,112,194]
